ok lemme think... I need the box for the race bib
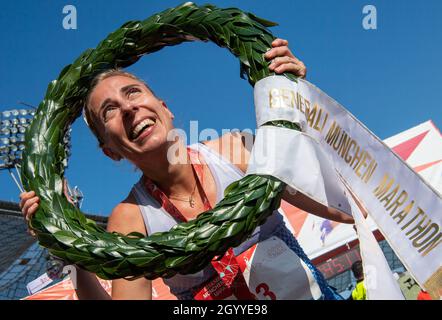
[193,236,321,300]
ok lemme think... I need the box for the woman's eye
[103,106,117,121]
[127,88,141,98]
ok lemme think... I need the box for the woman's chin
[138,136,168,153]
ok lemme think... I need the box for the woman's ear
[102,147,122,161]
[161,100,174,120]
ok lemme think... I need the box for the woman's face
[87,75,175,164]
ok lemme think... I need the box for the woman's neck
[137,140,196,197]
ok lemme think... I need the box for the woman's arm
[105,197,153,300]
[208,131,355,224]
[73,267,112,300]
[282,189,354,224]
[71,198,152,300]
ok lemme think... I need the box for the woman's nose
[121,101,139,118]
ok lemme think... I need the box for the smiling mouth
[130,118,156,140]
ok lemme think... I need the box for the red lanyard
[143,147,211,222]
[143,147,256,300]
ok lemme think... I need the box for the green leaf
[247,12,279,27]
[53,230,77,246]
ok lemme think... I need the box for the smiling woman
[85,73,185,179]
[83,70,159,147]
[19,2,346,300]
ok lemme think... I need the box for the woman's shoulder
[202,131,255,173]
[106,192,146,236]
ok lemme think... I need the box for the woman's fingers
[271,38,289,47]
[19,191,39,237]
[22,196,40,221]
[27,228,36,237]
[265,45,294,60]
[264,38,307,78]
[276,63,307,78]
[269,56,295,69]
[19,191,35,208]
[27,202,40,218]
[25,200,39,237]
[269,56,307,78]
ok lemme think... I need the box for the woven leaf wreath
[21,2,300,280]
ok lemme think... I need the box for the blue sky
[1,0,441,216]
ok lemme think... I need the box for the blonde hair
[83,69,156,147]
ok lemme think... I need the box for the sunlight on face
[87,75,175,164]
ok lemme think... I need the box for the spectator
[349,261,366,300]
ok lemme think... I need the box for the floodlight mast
[0,107,80,201]
[3,105,87,283]
[0,108,36,192]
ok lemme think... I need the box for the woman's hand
[20,181,77,237]
[265,38,307,78]
[19,190,40,236]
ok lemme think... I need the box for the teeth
[132,118,155,139]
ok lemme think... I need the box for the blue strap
[275,225,343,300]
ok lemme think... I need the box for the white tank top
[131,142,284,297]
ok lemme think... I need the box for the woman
[20,39,353,300]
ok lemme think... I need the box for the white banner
[249,75,442,299]
[344,180,405,299]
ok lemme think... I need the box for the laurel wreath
[21,2,300,280]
